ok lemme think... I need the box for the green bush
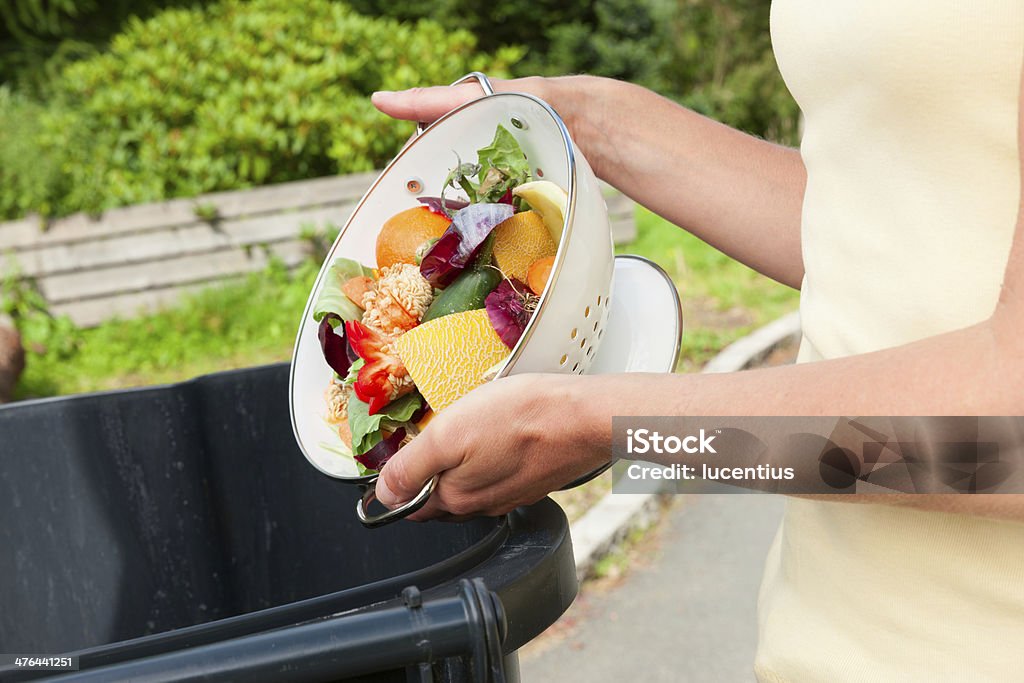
[0,87,67,218]
[7,0,518,218]
[525,0,799,144]
[346,0,598,60]
[658,2,800,144]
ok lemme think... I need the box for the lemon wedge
[512,180,568,245]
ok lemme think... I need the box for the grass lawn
[14,260,319,398]
[13,209,798,399]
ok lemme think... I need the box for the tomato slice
[344,320,410,414]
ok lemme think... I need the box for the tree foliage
[0,0,517,218]
[350,0,799,142]
[0,0,209,91]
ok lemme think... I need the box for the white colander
[290,73,678,526]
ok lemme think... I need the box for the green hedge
[3,0,518,219]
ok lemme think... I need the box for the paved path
[520,494,786,682]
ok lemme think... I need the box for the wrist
[565,373,616,468]
[552,75,616,179]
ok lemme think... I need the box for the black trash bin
[0,364,577,682]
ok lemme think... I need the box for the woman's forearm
[579,315,1024,521]
[544,76,807,288]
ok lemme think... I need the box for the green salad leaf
[476,124,531,202]
[440,125,531,207]
[313,257,374,324]
[443,154,482,205]
[347,391,423,456]
[341,358,364,386]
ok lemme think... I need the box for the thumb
[371,81,504,125]
[376,429,455,508]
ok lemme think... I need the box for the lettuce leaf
[347,391,423,456]
[313,257,374,323]
[443,156,482,205]
[476,124,531,203]
[341,358,364,386]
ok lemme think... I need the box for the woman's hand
[375,373,612,520]
[373,74,807,288]
[372,75,610,176]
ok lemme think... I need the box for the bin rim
[63,504,511,670]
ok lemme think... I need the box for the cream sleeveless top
[758,2,1024,681]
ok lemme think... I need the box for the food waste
[312,125,569,474]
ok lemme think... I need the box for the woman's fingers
[376,425,460,508]
[371,82,495,125]
[371,77,551,126]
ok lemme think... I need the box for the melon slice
[393,309,509,412]
[492,210,557,283]
[512,181,568,244]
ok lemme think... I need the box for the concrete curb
[702,311,802,374]
[569,310,802,578]
[570,485,668,578]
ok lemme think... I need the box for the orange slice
[376,206,451,270]
[393,309,509,412]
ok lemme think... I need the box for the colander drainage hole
[559,354,568,366]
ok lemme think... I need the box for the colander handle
[559,461,614,491]
[415,72,496,135]
[357,475,439,528]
